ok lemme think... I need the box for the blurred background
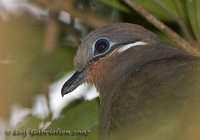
[0,0,200,140]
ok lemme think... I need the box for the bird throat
[86,54,115,90]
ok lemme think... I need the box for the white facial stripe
[117,41,147,53]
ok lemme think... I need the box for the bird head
[61,23,162,96]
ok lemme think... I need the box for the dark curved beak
[61,69,88,97]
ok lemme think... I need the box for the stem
[124,0,200,56]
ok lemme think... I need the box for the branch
[51,0,111,28]
[124,0,200,56]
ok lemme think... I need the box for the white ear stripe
[117,41,147,53]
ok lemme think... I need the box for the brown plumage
[61,23,200,140]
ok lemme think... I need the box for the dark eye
[95,39,110,54]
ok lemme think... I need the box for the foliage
[1,0,200,140]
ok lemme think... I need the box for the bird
[61,23,200,140]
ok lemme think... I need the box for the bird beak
[61,69,88,97]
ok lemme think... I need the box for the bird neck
[90,45,190,105]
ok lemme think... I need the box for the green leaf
[99,0,130,13]
[186,0,200,43]
[36,99,100,140]
[134,0,178,21]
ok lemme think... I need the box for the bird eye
[95,39,110,54]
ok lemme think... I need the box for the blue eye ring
[94,39,110,54]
